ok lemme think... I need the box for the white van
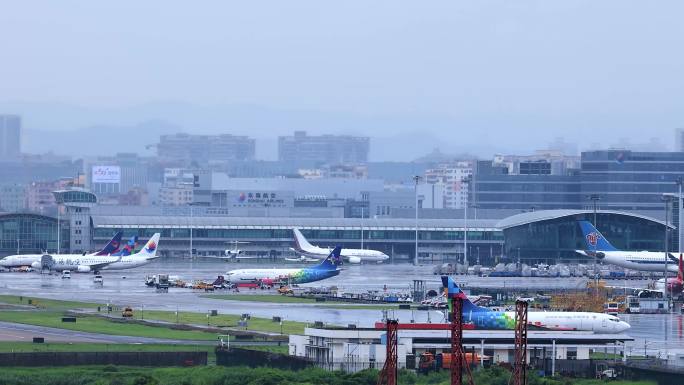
[61,270,71,279]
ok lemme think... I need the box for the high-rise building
[676,128,684,152]
[424,161,472,209]
[157,133,255,164]
[278,131,370,164]
[0,115,21,159]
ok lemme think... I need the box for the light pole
[189,204,193,259]
[360,206,364,250]
[587,194,601,228]
[56,203,61,254]
[462,175,472,267]
[413,175,422,266]
[663,194,673,311]
[676,177,683,254]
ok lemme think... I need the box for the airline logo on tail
[145,242,157,253]
[96,231,124,256]
[586,232,600,247]
[139,234,160,258]
[578,221,617,251]
[315,246,342,270]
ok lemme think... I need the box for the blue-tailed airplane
[575,220,679,273]
[442,276,630,333]
[224,246,343,285]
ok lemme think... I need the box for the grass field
[0,341,213,353]
[0,294,306,337]
[203,293,402,310]
[0,310,218,340]
[141,309,306,335]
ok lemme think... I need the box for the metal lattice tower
[513,300,529,385]
[377,319,398,385]
[451,297,475,385]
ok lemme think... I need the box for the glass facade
[93,225,504,263]
[0,214,69,255]
[503,212,668,264]
[53,190,97,204]
[581,151,684,211]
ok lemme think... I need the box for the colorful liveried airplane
[224,246,343,285]
[441,276,630,333]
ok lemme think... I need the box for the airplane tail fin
[293,228,315,251]
[578,221,618,251]
[139,233,160,259]
[441,276,483,312]
[96,231,123,256]
[113,235,139,256]
[315,246,342,270]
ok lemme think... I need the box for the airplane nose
[619,321,631,332]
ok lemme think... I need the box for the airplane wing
[88,255,123,271]
[195,255,260,260]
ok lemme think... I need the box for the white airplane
[291,228,389,264]
[224,246,343,286]
[195,241,259,262]
[0,232,123,269]
[27,234,160,273]
[444,276,630,334]
[575,221,679,273]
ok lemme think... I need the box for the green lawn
[0,310,218,341]
[203,294,320,304]
[0,294,306,337]
[0,295,100,310]
[0,341,213,353]
[203,293,402,310]
[141,309,306,335]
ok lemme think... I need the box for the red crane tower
[513,300,529,385]
[377,319,399,385]
[451,296,475,385]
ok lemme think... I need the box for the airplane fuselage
[297,246,389,263]
[585,250,680,273]
[464,309,629,334]
[225,267,339,285]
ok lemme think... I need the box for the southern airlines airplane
[442,276,630,334]
[291,228,389,264]
[0,232,123,269]
[575,220,679,273]
[224,246,342,285]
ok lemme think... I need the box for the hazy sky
[2,1,684,158]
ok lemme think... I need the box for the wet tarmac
[0,260,682,355]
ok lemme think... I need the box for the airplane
[605,254,684,298]
[194,241,259,262]
[442,276,630,334]
[112,235,138,256]
[39,234,161,273]
[224,246,343,285]
[0,231,123,269]
[291,228,389,264]
[575,221,679,273]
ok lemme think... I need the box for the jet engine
[347,256,361,264]
[77,265,92,273]
[595,252,605,259]
[39,254,55,273]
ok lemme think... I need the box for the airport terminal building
[0,193,674,265]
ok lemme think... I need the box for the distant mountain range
[1,100,555,161]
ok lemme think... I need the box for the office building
[278,131,369,164]
[0,184,27,212]
[157,133,255,164]
[0,115,21,159]
[580,150,684,211]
